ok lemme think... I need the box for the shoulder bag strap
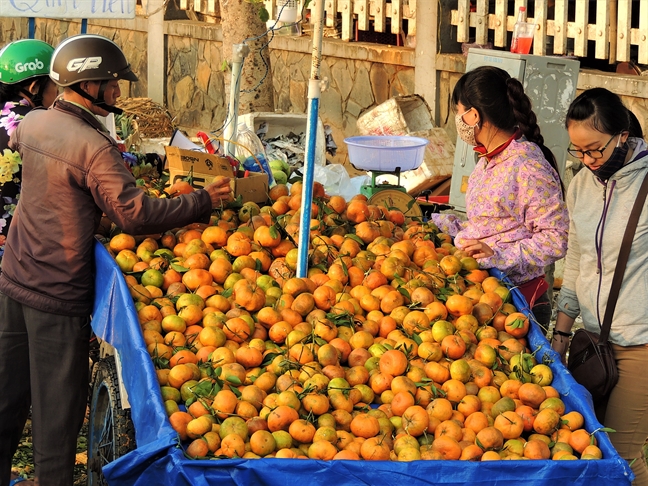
[601,171,648,342]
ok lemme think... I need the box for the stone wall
[268,36,416,171]
[1,15,647,171]
[0,17,148,99]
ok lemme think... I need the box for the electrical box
[449,49,580,212]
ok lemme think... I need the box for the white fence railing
[175,1,416,42]
[177,0,218,17]
[451,0,648,64]
[175,0,647,64]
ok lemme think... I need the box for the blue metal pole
[296,0,325,279]
[28,18,35,39]
[81,19,88,34]
[296,93,321,278]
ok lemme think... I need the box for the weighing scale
[345,136,429,218]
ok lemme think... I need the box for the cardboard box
[356,95,435,136]
[356,95,454,195]
[164,146,269,204]
[398,128,455,195]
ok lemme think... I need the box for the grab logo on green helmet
[67,56,102,73]
[15,59,45,74]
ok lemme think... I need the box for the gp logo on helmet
[67,57,103,73]
[15,59,44,73]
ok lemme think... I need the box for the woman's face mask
[591,138,629,181]
[567,129,630,181]
[455,109,479,146]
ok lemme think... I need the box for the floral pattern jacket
[430,138,569,285]
[0,98,31,257]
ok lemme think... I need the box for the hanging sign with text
[1,0,136,19]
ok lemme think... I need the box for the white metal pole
[223,44,250,158]
[147,0,165,105]
[414,0,438,123]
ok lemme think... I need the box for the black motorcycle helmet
[49,34,137,114]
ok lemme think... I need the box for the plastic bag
[236,123,274,185]
[313,164,370,200]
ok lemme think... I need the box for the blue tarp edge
[90,241,634,485]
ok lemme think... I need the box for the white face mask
[455,109,479,146]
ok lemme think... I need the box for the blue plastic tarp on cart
[90,241,634,485]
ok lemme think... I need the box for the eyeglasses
[567,133,620,160]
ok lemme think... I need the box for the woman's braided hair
[452,65,561,179]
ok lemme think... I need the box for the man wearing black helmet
[0,35,231,486]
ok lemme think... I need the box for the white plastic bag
[313,164,370,200]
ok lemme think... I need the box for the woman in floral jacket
[0,39,57,257]
[430,66,569,332]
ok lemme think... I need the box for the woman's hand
[459,239,494,259]
[551,312,576,365]
[551,333,571,365]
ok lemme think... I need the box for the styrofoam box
[239,112,327,166]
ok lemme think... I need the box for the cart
[88,240,634,486]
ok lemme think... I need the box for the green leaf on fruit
[226,375,242,385]
[345,234,365,246]
[170,262,189,273]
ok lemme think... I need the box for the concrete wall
[2,15,647,171]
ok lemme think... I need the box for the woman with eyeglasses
[430,66,569,333]
[552,87,648,485]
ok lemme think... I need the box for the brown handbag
[567,171,648,402]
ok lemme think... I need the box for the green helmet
[0,39,54,85]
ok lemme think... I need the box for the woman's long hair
[566,87,644,140]
[452,65,561,177]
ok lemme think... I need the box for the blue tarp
[90,241,634,485]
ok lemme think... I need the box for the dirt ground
[10,413,88,485]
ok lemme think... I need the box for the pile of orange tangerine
[106,182,603,462]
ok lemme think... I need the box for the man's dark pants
[0,293,90,486]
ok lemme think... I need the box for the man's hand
[205,176,233,207]
[458,239,494,259]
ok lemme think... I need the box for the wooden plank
[639,0,648,64]
[494,0,507,47]
[357,0,370,30]
[373,0,387,33]
[207,0,216,16]
[475,0,488,44]
[594,0,610,59]
[456,0,471,43]
[553,0,568,54]
[406,1,416,39]
[325,0,337,28]
[573,0,588,57]
[339,0,353,41]
[391,0,403,35]
[616,0,631,62]
[609,0,618,65]
[532,0,548,55]
[264,0,274,20]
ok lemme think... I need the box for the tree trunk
[219,0,275,114]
